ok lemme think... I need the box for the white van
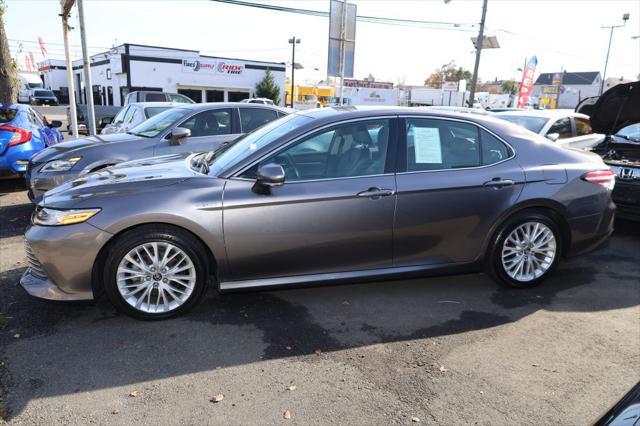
[17,73,44,103]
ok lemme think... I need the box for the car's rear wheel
[488,211,562,288]
[103,226,209,320]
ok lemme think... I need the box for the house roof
[535,72,601,85]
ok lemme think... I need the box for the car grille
[24,240,47,279]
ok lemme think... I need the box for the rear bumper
[612,182,640,222]
[0,145,40,174]
[566,200,616,257]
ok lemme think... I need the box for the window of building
[228,91,250,102]
[205,90,224,103]
[177,89,202,103]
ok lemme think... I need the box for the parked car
[29,90,59,106]
[17,73,44,104]
[594,382,640,426]
[424,106,494,116]
[124,91,194,105]
[26,103,289,202]
[0,104,63,176]
[100,102,177,135]
[241,98,275,105]
[589,81,640,221]
[67,104,122,136]
[21,107,615,319]
[495,110,605,149]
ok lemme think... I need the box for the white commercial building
[38,43,286,106]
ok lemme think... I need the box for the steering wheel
[277,153,301,180]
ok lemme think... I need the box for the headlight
[33,207,101,226]
[41,157,81,172]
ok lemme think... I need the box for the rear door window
[179,109,232,137]
[239,108,279,133]
[145,92,167,102]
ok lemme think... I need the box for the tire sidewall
[489,212,562,288]
[103,227,208,320]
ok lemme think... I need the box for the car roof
[494,109,586,118]
[170,102,290,113]
[128,102,181,108]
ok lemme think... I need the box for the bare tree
[0,0,17,106]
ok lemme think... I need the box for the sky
[4,0,640,86]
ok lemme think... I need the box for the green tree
[502,80,519,95]
[424,60,472,88]
[255,68,281,105]
[0,0,18,105]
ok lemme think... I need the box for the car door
[570,116,604,149]
[394,116,525,266]
[221,117,397,282]
[161,108,241,155]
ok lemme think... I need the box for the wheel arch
[480,199,572,261]
[91,222,218,299]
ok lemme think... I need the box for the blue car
[0,104,63,176]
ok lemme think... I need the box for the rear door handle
[357,187,395,198]
[483,178,515,189]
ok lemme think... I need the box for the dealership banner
[516,56,537,108]
[182,59,244,76]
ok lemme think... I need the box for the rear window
[145,93,167,102]
[0,109,18,124]
[144,107,171,119]
[34,90,55,97]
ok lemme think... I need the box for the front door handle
[483,178,515,189]
[357,187,395,198]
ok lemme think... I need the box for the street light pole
[77,0,96,135]
[288,36,300,108]
[468,0,488,107]
[600,13,630,95]
[60,13,78,138]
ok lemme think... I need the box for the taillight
[583,169,616,190]
[0,125,32,147]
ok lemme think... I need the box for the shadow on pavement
[0,178,26,196]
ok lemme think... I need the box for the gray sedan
[22,107,616,319]
[25,102,289,202]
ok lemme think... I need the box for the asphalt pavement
[0,175,638,425]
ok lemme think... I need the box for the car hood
[41,153,201,208]
[588,81,640,135]
[30,133,145,163]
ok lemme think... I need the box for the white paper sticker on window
[414,127,442,163]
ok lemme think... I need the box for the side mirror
[49,120,63,128]
[170,127,191,145]
[252,163,285,194]
[546,133,560,142]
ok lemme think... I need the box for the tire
[102,225,209,320]
[487,211,562,288]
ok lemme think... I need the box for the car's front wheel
[103,225,209,320]
[488,211,562,288]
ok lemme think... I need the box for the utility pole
[338,0,347,105]
[600,13,630,95]
[468,0,488,107]
[60,9,78,137]
[77,0,96,135]
[288,36,300,108]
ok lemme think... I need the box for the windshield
[128,108,190,138]
[27,83,43,89]
[144,106,172,119]
[496,115,548,134]
[209,114,313,176]
[614,123,640,142]
[34,90,55,97]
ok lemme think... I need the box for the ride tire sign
[182,59,244,76]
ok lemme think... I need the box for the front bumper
[21,222,113,301]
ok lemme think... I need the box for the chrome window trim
[397,114,517,175]
[231,115,399,181]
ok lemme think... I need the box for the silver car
[100,102,177,135]
[21,107,616,320]
[25,103,289,202]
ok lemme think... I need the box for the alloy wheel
[116,242,197,314]
[501,221,556,282]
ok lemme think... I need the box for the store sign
[217,62,244,75]
[182,59,216,74]
[344,79,393,89]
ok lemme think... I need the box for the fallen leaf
[438,366,448,372]
[210,394,224,403]
[411,417,421,422]
[286,346,292,351]
[111,409,119,415]
[287,384,297,391]
[129,390,140,397]
[532,363,540,367]
[13,333,20,339]
[283,410,291,419]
